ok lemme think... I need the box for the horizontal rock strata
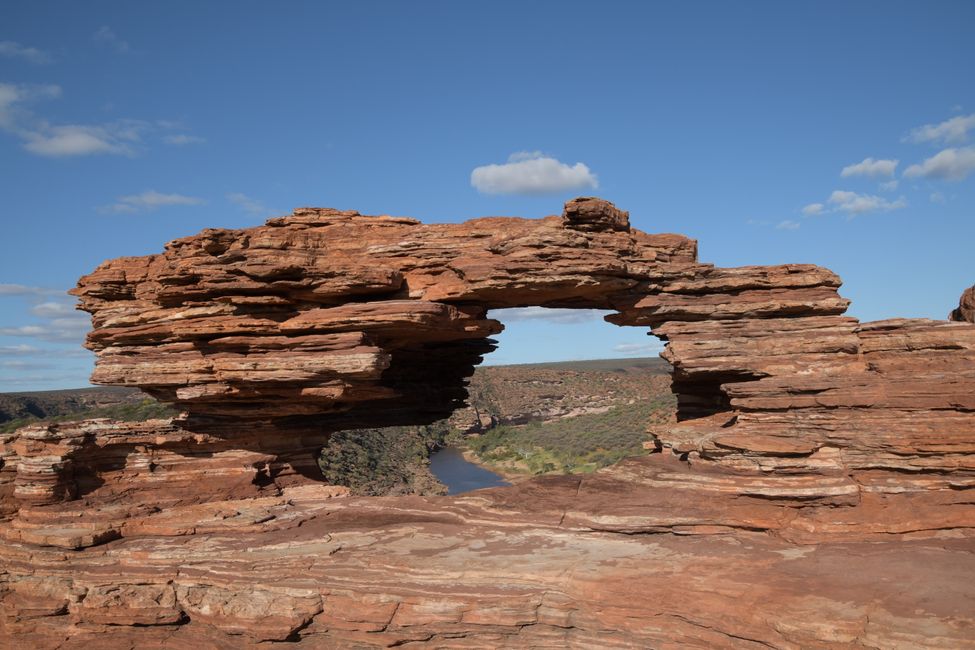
[1,197,973,647]
[1,458,973,648]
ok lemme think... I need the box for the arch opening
[312,307,678,496]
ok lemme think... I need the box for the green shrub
[458,399,673,475]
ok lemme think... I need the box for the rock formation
[1,197,973,648]
[952,284,975,323]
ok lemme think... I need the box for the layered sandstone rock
[2,457,973,649]
[1,198,973,647]
[952,284,975,323]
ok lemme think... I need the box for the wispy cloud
[23,122,146,157]
[1,359,56,371]
[30,302,78,318]
[92,26,130,53]
[1,82,197,157]
[0,292,95,388]
[163,133,206,146]
[0,292,89,344]
[0,344,42,356]
[490,307,612,325]
[827,190,907,216]
[905,113,975,145]
[930,191,947,204]
[840,157,898,178]
[471,151,598,195]
[0,40,53,65]
[0,82,150,157]
[794,113,967,226]
[613,342,663,356]
[227,192,277,218]
[101,190,206,214]
[0,283,67,297]
[0,82,60,127]
[0,317,89,343]
[903,147,975,181]
[748,218,800,230]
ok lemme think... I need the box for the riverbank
[428,446,510,494]
[454,445,533,483]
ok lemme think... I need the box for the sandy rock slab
[1,455,973,649]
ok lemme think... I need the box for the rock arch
[68,197,849,427]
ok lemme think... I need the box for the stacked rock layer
[1,198,973,648]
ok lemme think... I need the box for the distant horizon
[0,352,669,395]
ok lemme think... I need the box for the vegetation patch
[317,422,450,496]
[457,394,675,476]
[0,398,176,433]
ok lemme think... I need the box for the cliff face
[1,198,973,648]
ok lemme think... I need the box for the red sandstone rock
[1,198,973,647]
[952,284,975,322]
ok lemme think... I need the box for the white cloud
[905,113,975,145]
[930,191,946,204]
[1,359,55,370]
[613,342,663,356]
[0,41,53,64]
[490,307,612,325]
[227,192,277,218]
[30,302,77,318]
[0,82,61,129]
[879,180,899,192]
[0,344,41,356]
[23,123,143,157]
[840,157,898,178]
[0,82,156,157]
[471,152,598,195]
[0,293,95,387]
[0,316,89,343]
[0,283,65,297]
[163,133,206,146]
[903,147,975,181]
[828,190,907,215]
[0,344,89,359]
[801,203,824,216]
[93,26,129,53]
[0,289,89,343]
[747,218,800,230]
[102,190,206,214]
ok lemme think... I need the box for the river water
[429,446,510,495]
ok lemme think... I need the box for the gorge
[0,197,973,648]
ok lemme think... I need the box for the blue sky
[1,1,973,390]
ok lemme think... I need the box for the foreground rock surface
[1,197,973,647]
[2,456,973,648]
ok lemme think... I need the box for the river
[429,446,510,495]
